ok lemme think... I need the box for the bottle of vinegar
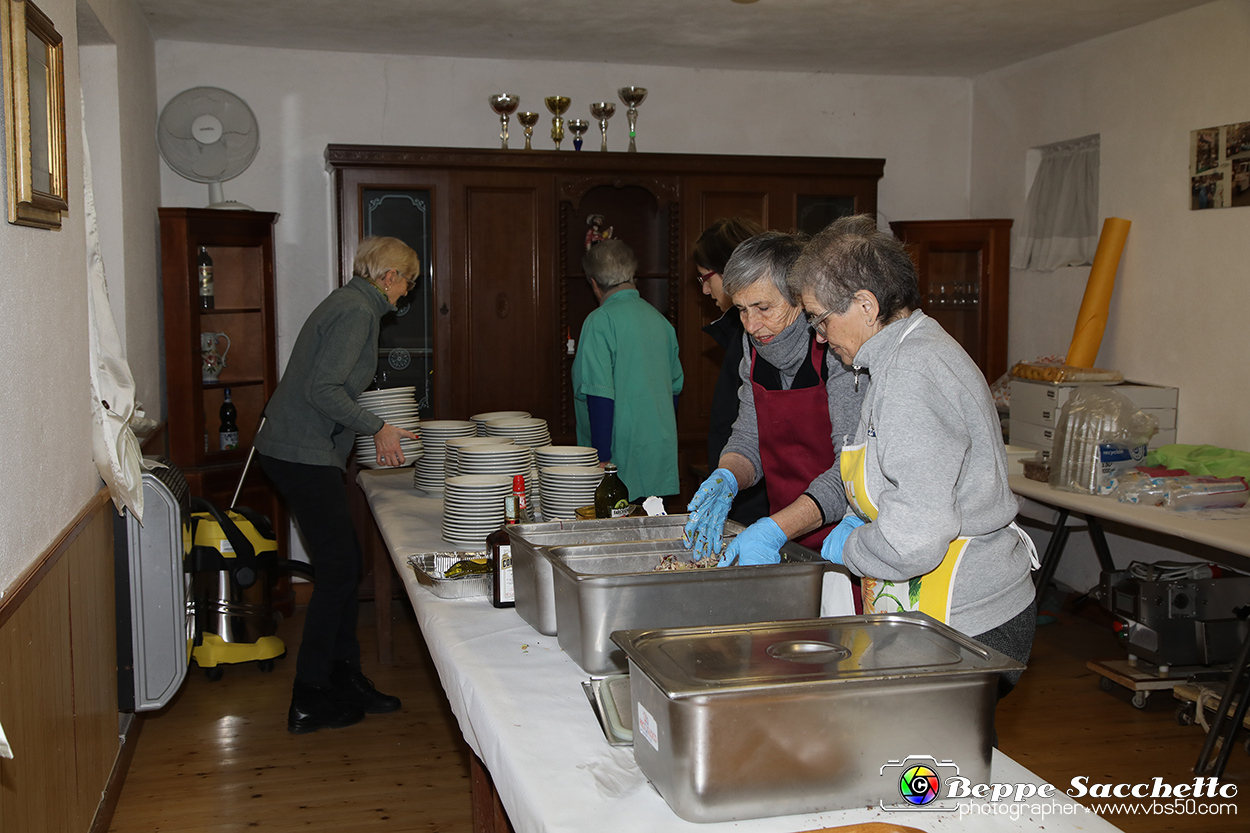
[197,246,215,310]
[488,493,520,608]
[219,388,239,451]
[595,463,630,519]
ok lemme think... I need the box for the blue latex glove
[820,515,865,565]
[683,468,739,558]
[721,517,788,566]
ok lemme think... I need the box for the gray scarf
[751,313,811,388]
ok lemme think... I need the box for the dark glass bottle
[197,246,214,310]
[595,463,630,519]
[219,388,239,451]
[488,493,520,608]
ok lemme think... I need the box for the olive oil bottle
[594,463,630,519]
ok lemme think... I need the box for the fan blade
[191,142,229,179]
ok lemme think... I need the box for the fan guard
[157,87,259,209]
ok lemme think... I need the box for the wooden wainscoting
[0,488,124,833]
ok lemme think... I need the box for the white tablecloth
[360,468,1124,833]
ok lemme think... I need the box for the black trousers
[258,454,362,689]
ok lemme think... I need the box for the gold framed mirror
[1,0,67,230]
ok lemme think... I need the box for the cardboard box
[1010,379,1178,418]
[1008,420,1176,453]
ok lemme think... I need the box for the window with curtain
[1011,135,1100,271]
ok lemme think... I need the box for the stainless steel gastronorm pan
[548,538,826,674]
[612,612,1025,822]
[505,514,747,636]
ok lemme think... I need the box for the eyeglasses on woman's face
[391,269,417,291]
[805,308,834,334]
[696,269,717,287]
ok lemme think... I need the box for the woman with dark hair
[684,231,864,568]
[692,218,769,525]
[789,214,1037,702]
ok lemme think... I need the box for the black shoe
[330,661,402,714]
[288,680,366,734]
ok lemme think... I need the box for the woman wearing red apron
[684,232,865,575]
[790,216,1038,739]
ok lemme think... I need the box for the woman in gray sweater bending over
[790,215,1038,707]
[255,236,419,734]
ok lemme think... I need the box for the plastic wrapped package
[1163,476,1250,510]
[1010,359,1123,384]
[1049,386,1158,494]
[1110,470,1171,506]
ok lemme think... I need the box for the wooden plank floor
[109,598,1248,832]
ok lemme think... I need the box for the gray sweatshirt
[840,310,1034,636]
[254,277,394,469]
[721,327,865,525]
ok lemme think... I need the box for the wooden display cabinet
[327,146,883,501]
[889,219,1013,383]
[158,208,289,582]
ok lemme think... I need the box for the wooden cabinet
[158,208,287,569]
[327,146,883,499]
[889,219,1013,383]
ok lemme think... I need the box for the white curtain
[83,92,149,518]
[1011,135,1100,271]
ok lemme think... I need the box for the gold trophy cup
[589,101,616,152]
[517,111,540,150]
[488,94,520,149]
[545,96,571,150]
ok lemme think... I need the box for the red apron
[752,336,837,550]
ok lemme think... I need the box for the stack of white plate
[458,444,533,479]
[532,447,598,519]
[441,475,513,546]
[458,443,534,512]
[355,387,423,469]
[444,436,514,479]
[484,416,552,448]
[413,420,477,493]
[539,465,605,520]
[470,410,530,436]
[534,445,599,469]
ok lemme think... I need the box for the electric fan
[157,87,259,210]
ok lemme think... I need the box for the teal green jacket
[254,277,394,469]
[572,288,683,498]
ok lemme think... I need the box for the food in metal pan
[653,553,721,571]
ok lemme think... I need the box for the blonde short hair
[352,236,420,282]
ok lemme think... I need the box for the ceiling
[128,0,1211,77]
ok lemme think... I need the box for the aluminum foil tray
[407,552,490,599]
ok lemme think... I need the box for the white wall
[153,44,974,370]
[971,0,1250,591]
[0,0,157,597]
[972,0,1250,452]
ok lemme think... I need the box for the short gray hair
[721,231,807,305]
[583,239,637,290]
[790,214,922,322]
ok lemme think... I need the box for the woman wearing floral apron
[790,215,1038,719]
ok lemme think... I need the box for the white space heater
[113,460,193,712]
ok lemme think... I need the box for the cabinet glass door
[920,245,982,366]
[363,188,434,416]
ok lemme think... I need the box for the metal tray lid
[611,612,1024,699]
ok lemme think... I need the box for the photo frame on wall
[1190,121,1250,211]
[1,0,67,230]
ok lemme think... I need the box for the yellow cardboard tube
[1066,217,1130,368]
